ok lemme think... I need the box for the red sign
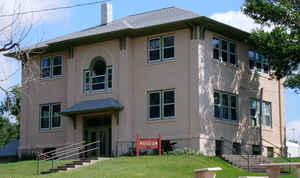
[136,134,162,156]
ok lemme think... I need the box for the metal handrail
[221,138,252,172]
[37,140,100,175]
[39,141,86,157]
[41,141,100,161]
[221,137,291,174]
[57,147,99,160]
[262,138,282,151]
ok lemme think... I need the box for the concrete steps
[222,155,272,173]
[40,157,110,174]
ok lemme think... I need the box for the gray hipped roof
[47,7,201,45]
[5,6,249,57]
[0,140,19,157]
[61,98,123,116]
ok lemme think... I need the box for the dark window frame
[249,98,272,128]
[148,34,175,63]
[84,66,113,93]
[248,50,270,74]
[214,90,239,122]
[40,103,61,130]
[41,56,63,79]
[213,37,238,66]
[232,142,241,155]
[147,89,176,121]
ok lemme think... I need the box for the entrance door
[84,116,112,157]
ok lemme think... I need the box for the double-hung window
[148,35,175,62]
[41,56,62,78]
[84,66,112,93]
[148,89,175,120]
[214,90,238,122]
[249,51,269,74]
[213,37,237,65]
[40,104,61,130]
[250,99,272,128]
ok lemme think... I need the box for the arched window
[84,57,112,92]
[90,57,106,76]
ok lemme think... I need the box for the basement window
[267,147,274,158]
[232,142,241,155]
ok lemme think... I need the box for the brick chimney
[101,2,113,25]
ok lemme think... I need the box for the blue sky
[0,0,299,140]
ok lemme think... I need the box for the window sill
[211,58,238,69]
[146,118,176,124]
[248,126,273,130]
[250,70,272,79]
[85,89,113,95]
[215,119,239,126]
[146,58,176,66]
[40,75,64,82]
[39,128,63,133]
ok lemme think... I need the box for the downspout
[278,79,283,156]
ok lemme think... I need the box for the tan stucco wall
[19,28,286,157]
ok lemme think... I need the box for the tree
[0,116,19,147]
[0,85,21,123]
[0,1,32,97]
[242,0,300,91]
[0,85,21,147]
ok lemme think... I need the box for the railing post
[37,153,40,175]
[97,140,100,158]
[52,159,54,169]
[248,153,250,172]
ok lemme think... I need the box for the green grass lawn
[0,155,298,178]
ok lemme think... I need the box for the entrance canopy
[61,98,123,116]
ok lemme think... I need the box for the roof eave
[4,16,251,58]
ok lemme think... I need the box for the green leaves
[0,85,21,123]
[0,85,21,147]
[243,0,300,86]
[0,116,19,147]
[285,74,300,93]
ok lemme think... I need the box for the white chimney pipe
[101,2,113,25]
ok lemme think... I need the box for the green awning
[61,98,123,116]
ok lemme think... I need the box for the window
[84,58,112,93]
[213,37,237,65]
[214,91,238,122]
[267,147,274,158]
[250,99,272,128]
[215,140,223,156]
[148,35,175,62]
[232,142,241,155]
[252,145,261,155]
[41,56,62,78]
[249,51,269,74]
[148,89,175,120]
[40,104,61,130]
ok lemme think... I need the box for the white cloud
[286,120,300,142]
[210,10,271,33]
[0,0,72,97]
